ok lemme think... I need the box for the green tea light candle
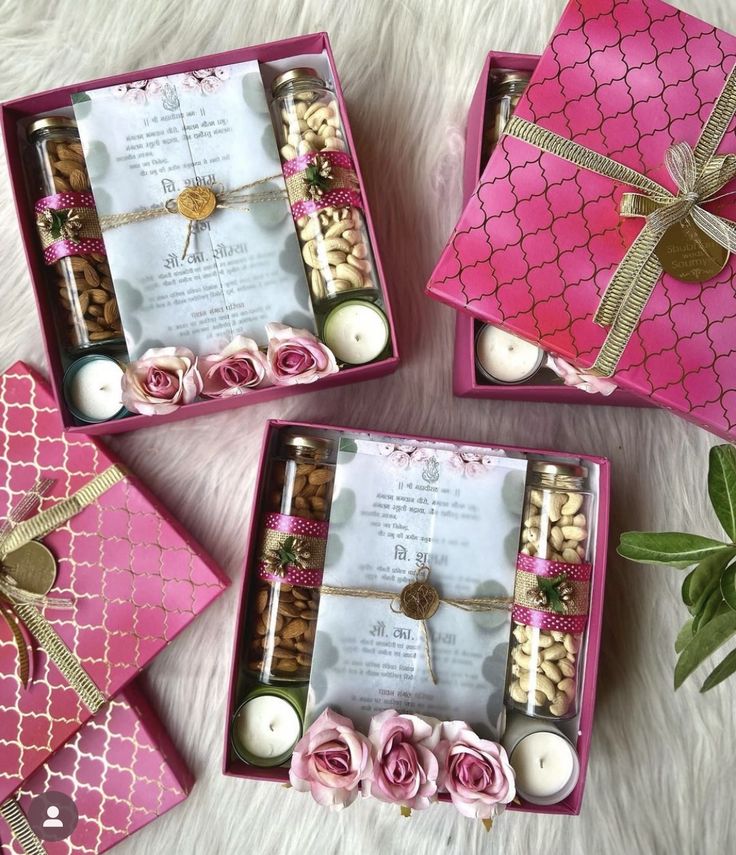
[322,300,389,365]
[63,354,126,423]
[232,684,305,767]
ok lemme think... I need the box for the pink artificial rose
[387,450,411,469]
[192,68,215,79]
[125,88,146,105]
[200,76,223,95]
[289,709,372,810]
[436,722,516,820]
[129,79,148,89]
[181,74,200,91]
[266,323,338,386]
[199,336,269,398]
[121,346,202,416]
[547,355,617,396]
[365,710,440,809]
[213,66,230,80]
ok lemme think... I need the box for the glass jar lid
[529,460,588,490]
[282,434,333,460]
[271,67,324,96]
[26,115,77,139]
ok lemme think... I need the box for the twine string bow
[98,175,287,259]
[503,62,736,377]
[0,465,126,712]
[320,566,512,685]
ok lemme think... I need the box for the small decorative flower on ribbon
[36,208,82,243]
[303,155,333,201]
[526,573,574,614]
[263,535,312,578]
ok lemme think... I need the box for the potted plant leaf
[618,445,736,691]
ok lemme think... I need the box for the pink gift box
[223,419,611,816]
[454,50,647,407]
[0,33,399,437]
[430,0,736,440]
[0,683,192,854]
[0,361,228,803]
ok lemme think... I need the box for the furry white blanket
[1,0,734,853]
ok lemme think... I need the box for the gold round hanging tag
[399,579,440,621]
[655,215,729,283]
[2,541,58,595]
[176,186,217,221]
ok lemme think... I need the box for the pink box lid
[0,361,228,803]
[0,682,192,854]
[429,0,736,441]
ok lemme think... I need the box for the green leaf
[71,92,91,104]
[617,532,729,568]
[720,562,736,611]
[688,547,736,615]
[674,610,736,688]
[675,619,694,653]
[708,445,736,541]
[701,647,736,692]
[693,588,725,633]
[339,438,358,455]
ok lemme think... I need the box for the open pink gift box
[0,33,399,436]
[0,683,192,854]
[431,0,736,440]
[223,419,611,816]
[0,362,228,804]
[454,49,647,407]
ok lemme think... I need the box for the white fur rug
[1,0,734,853]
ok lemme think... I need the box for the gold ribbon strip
[0,465,126,712]
[35,207,102,250]
[320,566,512,685]
[0,798,46,855]
[98,176,287,259]
[503,62,736,376]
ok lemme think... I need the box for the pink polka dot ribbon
[256,512,329,588]
[282,150,364,221]
[34,192,107,264]
[512,553,592,634]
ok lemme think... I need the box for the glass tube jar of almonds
[26,116,123,353]
[247,434,336,683]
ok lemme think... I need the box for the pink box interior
[0,682,193,854]
[0,33,399,436]
[453,50,647,407]
[0,361,229,803]
[222,419,610,816]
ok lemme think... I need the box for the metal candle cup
[322,299,390,365]
[475,323,545,384]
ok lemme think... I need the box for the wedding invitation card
[73,60,313,358]
[307,438,528,738]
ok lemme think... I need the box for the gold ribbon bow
[0,797,46,855]
[0,465,126,713]
[98,176,287,260]
[320,566,511,685]
[504,63,736,376]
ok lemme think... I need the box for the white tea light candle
[322,300,389,365]
[475,323,544,383]
[509,730,580,805]
[63,355,125,423]
[232,686,304,767]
